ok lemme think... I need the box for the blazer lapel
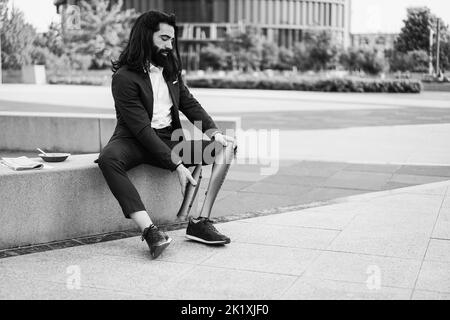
[164,74,179,110]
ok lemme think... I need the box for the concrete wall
[0,154,193,250]
[0,112,241,153]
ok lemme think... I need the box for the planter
[21,64,47,84]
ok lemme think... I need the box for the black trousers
[97,126,222,219]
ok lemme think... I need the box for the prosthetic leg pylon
[176,140,237,221]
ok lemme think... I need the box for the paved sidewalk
[1,180,449,300]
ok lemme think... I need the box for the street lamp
[436,19,441,77]
[428,23,434,75]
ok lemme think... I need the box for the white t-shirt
[149,63,173,129]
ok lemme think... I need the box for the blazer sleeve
[111,73,181,171]
[177,73,221,139]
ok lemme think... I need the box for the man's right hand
[176,164,197,196]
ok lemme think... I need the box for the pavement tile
[260,174,328,187]
[211,192,301,217]
[397,166,450,178]
[211,221,339,250]
[433,205,450,240]
[64,235,222,265]
[298,187,366,203]
[329,230,431,259]
[201,242,321,276]
[343,163,402,174]
[159,265,297,300]
[0,274,161,300]
[361,193,444,216]
[323,171,393,191]
[303,251,422,289]
[412,290,450,300]
[277,162,348,178]
[282,277,412,300]
[425,239,450,263]
[415,261,450,293]
[0,249,195,296]
[240,182,312,197]
[389,174,448,185]
[239,202,364,230]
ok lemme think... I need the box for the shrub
[340,47,387,75]
[388,49,429,73]
[199,45,230,70]
[186,75,422,93]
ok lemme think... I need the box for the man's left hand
[213,132,235,147]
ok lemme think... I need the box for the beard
[150,44,171,68]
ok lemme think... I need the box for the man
[96,10,237,259]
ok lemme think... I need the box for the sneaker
[141,225,172,259]
[186,217,230,245]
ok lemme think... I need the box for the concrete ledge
[0,154,191,250]
[0,111,241,153]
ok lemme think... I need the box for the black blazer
[109,66,219,171]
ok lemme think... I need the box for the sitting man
[96,10,237,259]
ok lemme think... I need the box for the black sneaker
[141,225,172,259]
[186,217,231,245]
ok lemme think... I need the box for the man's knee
[97,152,123,170]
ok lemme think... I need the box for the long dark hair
[111,10,182,80]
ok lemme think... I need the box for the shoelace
[200,218,220,233]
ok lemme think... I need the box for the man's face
[151,22,175,67]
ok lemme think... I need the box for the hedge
[186,76,423,93]
[46,72,423,93]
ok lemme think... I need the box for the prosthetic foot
[176,164,203,221]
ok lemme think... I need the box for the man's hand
[176,163,197,196]
[213,132,235,147]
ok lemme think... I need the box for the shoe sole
[151,237,172,259]
[185,234,230,245]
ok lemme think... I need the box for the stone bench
[0,154,193,250]
[0,111,241,153]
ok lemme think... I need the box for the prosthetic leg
[176,164,203,221]
[176,140,237,221]
[199,142,237,219]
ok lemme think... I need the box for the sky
[7,0,450,34]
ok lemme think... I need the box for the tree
[292,31,341,71]
[260,39,279,70]
[222,26,263,71]
[0,1,37,69]
[34,22,65,57]
[199,44,230,70]
[276,46,295,70]
[307,31,340,71]
[387,49,429,72]
[395,7,447,53]
[64,0,137,69]
[340,47,387,75]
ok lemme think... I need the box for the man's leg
[97,138,171,258]
[176,164,203,220]
[198,140,237,219]
[174,138,237,245]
